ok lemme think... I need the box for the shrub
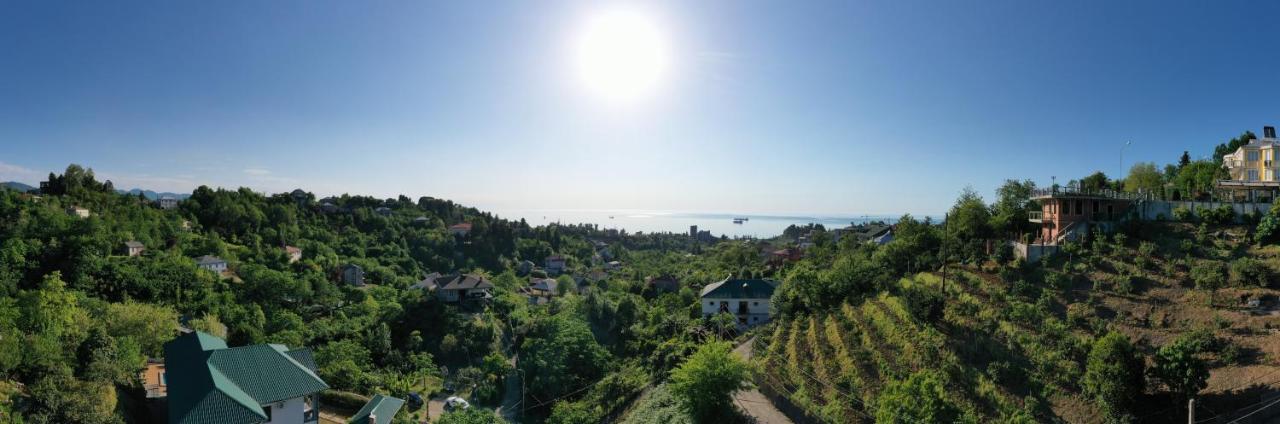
[1190,262,1227,305]
[1112,274,1135,295]
[1138,241,1157,257]
[1230,257,1270,287]
[1200,205,1235,226]
[1173,206,1194,222]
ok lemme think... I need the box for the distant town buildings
[157,196,179,210]
[700,278,778,328]
[545,254,567,275]
[195,255,228,274]
[341,264,365,287]
[66,206,90,218]
[645,275,680,293]
[448,223,472,237]
[124,240,146,257]
[374,206,393,216]
[434,273,495,303]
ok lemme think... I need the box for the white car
[445,396,471,410]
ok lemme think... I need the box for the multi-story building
[1222,126,1280,183]
[699,278,778,328]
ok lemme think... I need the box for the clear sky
[3,1,1280,216]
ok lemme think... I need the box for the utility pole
[1187,397,1195,424]
[941,212,948,297]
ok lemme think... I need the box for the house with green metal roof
[164,331,329,424]
[348,394,405,424]
[700,278,779,328]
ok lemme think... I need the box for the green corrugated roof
[700,278,777,299]
[208,344,329,404]
[349,394,406,424]
[165,332,329,424]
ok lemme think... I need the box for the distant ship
[609,216,615,219]
[732,218,745,224]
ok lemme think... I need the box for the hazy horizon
[5,1,1280,216]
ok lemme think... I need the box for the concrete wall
[1135,200,1272,222]
[1012,241,1059,262]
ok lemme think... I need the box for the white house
[700,278,778,328]
[195,255,228,274]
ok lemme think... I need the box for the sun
[574,9,670,102]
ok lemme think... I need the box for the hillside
[0,181,35,192]
[756,221,1280,423]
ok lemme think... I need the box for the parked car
[445,396,471,410]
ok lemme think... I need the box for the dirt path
[734,338,795,424]
[494,355,522,422]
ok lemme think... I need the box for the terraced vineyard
[758,272,1079,422]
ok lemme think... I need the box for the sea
[491,209,936,239]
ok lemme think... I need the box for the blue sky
[2,1,1279,216]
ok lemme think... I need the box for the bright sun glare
[574,9,669,102]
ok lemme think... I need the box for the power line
[1227,396,1280,424]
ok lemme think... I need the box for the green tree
[1153,335,1209,405]
[436,408,506,424]
[875,370,959,424]
[19,272,82,340]
[519,316,611,403]
[669,341,750,423]
[1080,172,1110,191]
[990,179,1037,238]
[1123,162,1163,194]
[1083,332,1144,423]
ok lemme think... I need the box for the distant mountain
[1,181,36,192]
[117,188,191,200]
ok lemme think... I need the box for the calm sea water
[492,209,935,239]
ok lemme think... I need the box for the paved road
[733,338,794,424]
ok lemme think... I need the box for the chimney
[368,413,377,424]
[1265,126,1277,139]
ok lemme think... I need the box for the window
[160,372,166,385]
[1248,150,1260,161]
[1075,200,1083,215]
[1062,201,1070,215]
[1249,169,1260,181]
[752,302,759,306]
[1092,201,1099,214]
[753,317,758,322]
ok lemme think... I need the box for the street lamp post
[1120,140,1133,180]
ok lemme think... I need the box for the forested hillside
[0,165,777,424]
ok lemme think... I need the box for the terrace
[1031,186,1157,201]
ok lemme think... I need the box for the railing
[1031,186,1156,201]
